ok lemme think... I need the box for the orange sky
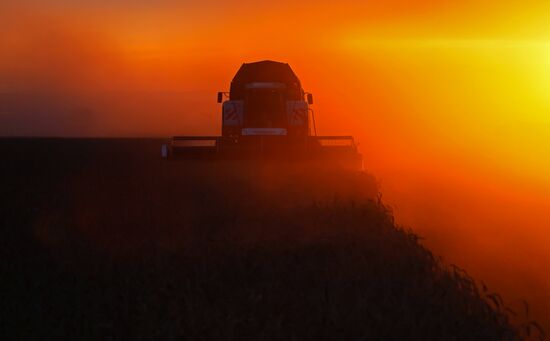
[2,0,550,327]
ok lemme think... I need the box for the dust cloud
[0,10,220,137]
[2,5,550,330]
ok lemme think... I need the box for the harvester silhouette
[162,60,362,170]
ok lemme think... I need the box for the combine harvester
[162,60,362,170]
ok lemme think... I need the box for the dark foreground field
[0,139,541,340]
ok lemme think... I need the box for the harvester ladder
[309,108,317,136]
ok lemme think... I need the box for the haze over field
[2,0,550,327]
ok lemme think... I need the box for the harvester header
[163,60,362,170]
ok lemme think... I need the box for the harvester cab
[219,61,311,139]
[163,60,362,170]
